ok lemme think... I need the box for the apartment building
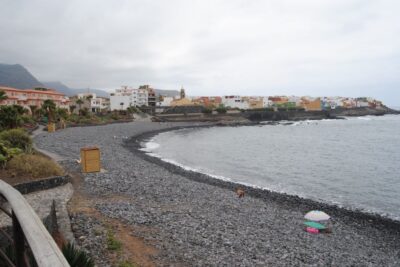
[110,86,149,110]
[0,86,70,111]
[222,95,249,109]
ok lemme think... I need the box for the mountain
[41,81,75,95]
[0,63,43,89]
[41,81,110,97]
[0,63,179,98]
[154,89,180,97]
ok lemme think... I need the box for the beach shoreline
[34,121,400,266]
[128,123,400,229]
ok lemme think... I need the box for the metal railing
[0,180,69,267]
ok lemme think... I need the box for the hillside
[42,81,110,97]
[154,89,179,97]
[0,63,43,89]
[0,63,180,98]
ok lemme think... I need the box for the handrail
[0,180,70,267]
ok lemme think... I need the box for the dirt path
[67,169,159,267]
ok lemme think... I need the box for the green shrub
[62,242,95,267]
[215,106,227,114]
[127,106,139,114]
[0,128,32,152]
[202,107,212,114]
[21,115,35,124]
[7,154,63,178]
[111,113,120,120]
[0,105,23,129]
[12,105,29,115]
[0,139,23,168]
[56,108,69,120]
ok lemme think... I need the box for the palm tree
[69,105,76,114]
[42,99,56,123]
[76,98,84,115]
[86,95,93,113]
[29,105,37,120]
[0,90,8,103]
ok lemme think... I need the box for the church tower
[180,86,186,99]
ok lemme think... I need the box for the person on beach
[236,188,245,198]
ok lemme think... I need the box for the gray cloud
[0,0,399,106]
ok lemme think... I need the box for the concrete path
[31,125,65,162]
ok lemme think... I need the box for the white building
[222,95,249,109]
[157,96,174,106]
[76,93,110,112]
[90,97,110,112]
[262,97,273,107]
[110,86,149,110]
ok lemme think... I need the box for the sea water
[141,115,400,220]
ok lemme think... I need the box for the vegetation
[119,260,137,267]
[0,128,32,152]
[107,230,122,251]
[0,128,63,183]
[7,154,63,178]
[0,141,22,168]
[42,99,56,122]
[127,106,139,114]
[34,87,49,91]
[62,242,95,267]
[202,107,212,114]
[0,90,8,101]
[0,106,23,130]
[215,106,227,114]
[76,98,84,115]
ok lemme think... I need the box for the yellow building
[170,98,195,106]
[247,98,264,109]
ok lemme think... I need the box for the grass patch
[107,230,122,251]
[118,260,137,267]
[7,153,63,179]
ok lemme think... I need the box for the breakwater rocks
[244,106,398,122]
[35,122,400,266]
[156,106,398,122]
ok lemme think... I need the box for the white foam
[357,116,372,120]
[139,140,160,152]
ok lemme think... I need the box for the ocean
[141,115,400,220]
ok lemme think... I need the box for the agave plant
[62,242,95,267]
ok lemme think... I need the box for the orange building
[301,98,322,111]
[193,96,222,108]
[268,96,288,106]
[0,86,70,112]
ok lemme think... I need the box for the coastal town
[2,1,400,266]
[0,84,386,115]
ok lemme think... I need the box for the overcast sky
[0,0,399,105]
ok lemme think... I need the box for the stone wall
[13,175,70,195]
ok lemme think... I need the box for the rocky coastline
[156,106,399,122]
[34,121,400,266]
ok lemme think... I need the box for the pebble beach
[34,121,400,266]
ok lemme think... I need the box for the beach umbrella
[304,221,326,230]
[304,210,330,221]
